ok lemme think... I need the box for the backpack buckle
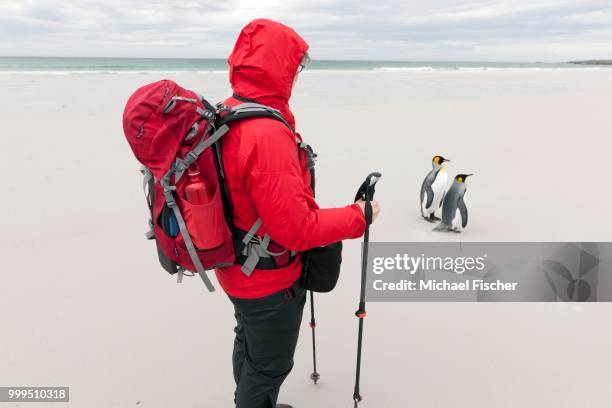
[186,151,198,163]
[299,142,317,169]
[163,189,177,208]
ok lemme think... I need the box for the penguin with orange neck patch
[434,174,472,233]
[420,155,450,222]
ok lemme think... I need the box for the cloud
[0,0,610,61]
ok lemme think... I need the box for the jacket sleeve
[245,123,365,251]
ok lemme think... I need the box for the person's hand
[356,199,381,223]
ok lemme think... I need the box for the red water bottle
[184,165,211,204]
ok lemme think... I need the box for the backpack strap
[162,188,211,288]
[240,219,266,276]
[218,103,293,132]
[239,218,296,276]
[173,124,229,183]
[140,166,156,240]
[216,103,315,276]
[141,165,186,278]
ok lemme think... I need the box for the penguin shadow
[419,155,473,233]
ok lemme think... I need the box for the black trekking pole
[352,172,381,407]
[309,290,320,384]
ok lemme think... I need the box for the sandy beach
[2,68,612,407]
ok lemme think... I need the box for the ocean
[0,56,607,74]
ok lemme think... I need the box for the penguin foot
[433,224,452,232]
[423,215,439,223]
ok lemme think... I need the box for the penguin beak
[465,174,474,178]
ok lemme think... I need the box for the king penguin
[434,174,473,233]
[420,155,450,222]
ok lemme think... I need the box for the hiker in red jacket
[215,19,380,408]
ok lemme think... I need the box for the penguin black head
[455,174,473,183]
[433,155,450,165]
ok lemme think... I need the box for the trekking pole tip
[310,371,320,384]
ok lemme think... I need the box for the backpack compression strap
[142,165,186,280]
[141,166,155,240]
[159,124,231,292]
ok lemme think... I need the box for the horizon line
[0,55,585,64]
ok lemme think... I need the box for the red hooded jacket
[214,19,366,299]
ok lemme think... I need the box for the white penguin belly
[422,168,448,216]
[452,209,462,230]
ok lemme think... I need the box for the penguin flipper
[458,197,468,228]
[439,191,446,209]
[424,184,434,209]
[420,187,425,216]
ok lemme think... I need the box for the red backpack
[122,80,308,291]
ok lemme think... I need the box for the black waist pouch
[301,242,343,293]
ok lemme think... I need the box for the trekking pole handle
[366,172,381,187]
[354,172,382,225]
[365,172,381,201]
[354,172,382,202]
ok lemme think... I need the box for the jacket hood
[228,19,309,126]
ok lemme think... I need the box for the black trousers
[229,281,306,408]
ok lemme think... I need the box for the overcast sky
[0,0,611,61]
